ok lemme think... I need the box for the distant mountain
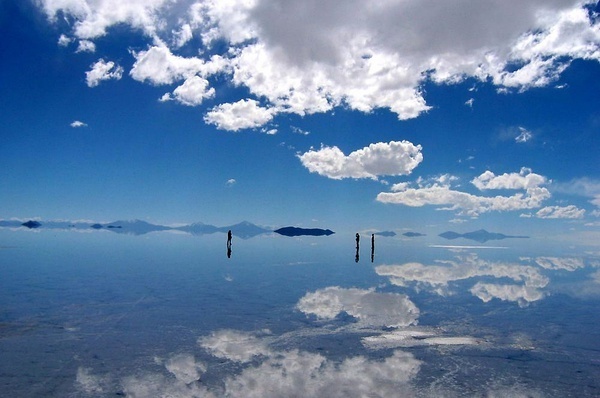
[403,232,425,237]
[439,231,462,240]
[176,222,220,236]
[375,231,397,237]
[22,220,42,229]
[219,221,271,239]
[0,218,277,239]
[439,229,529,243]
[274,226,335,237]
[104,220,171,236]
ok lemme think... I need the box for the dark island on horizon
[274,226,335,237]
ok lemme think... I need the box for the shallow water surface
[1,229,599,397]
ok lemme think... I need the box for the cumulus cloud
[57,34,72,46]
[204,99,275,131]
[76,39,95,53]
[226,178,236,186]
[470,282,545,307]
[70,120,87,128]
[161,75,215,106]
[535,205,585,219]
[297,286,419,328]
[85,59,123,87]
[535,256,586,271]
[164,353,206,384]
[37,0,600,129]
[38,0,171,40]
[471,167,547,190]
[130,45,226,86]
[199,329,272,363]
[376,254,549,304]
[377,168,552,216]
[223,349,420,398]
[299,141,423,180]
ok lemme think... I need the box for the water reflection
[355,233,360,262]
[371,233,375,263]
[227,229,232,258]
[376,254,549,306]
[2,229,600,397]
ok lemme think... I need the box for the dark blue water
[1,229,599,397]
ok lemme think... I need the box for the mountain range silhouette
[439,229,529,243]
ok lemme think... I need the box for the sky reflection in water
[1,229,599,397]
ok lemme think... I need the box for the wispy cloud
[226,178,236,186]
[515,126,533,143]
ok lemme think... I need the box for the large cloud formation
[298,141,423,180]
[38,0,600,130]
[374,167,584,217]
[376,254,550,306]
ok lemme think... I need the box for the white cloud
[535,256,586,271]
[470,282,545,307]
[75,367,104,394]
[39,0,600,129]
[172,23,193,48]
[85,59,123,87]
[121,372,215,398]
[130,45,227,86]
[164,353,206,385]
[471,167,547,190]
[298,141,423,180]
[223,349,420,398]
[553,178,600,209]
[535,205,585,219]
[76,39,95,53]
[204,99,274,131]
[226,178,236,186]
[465,98,474,108]
[376,254,549,303]
[57,34,72,46]
[515,126,533,143]
[362,330,480,350]
[198,329,272,363]
[39,0,171,40]
[162,75,215,106]
[70,120,87,128]
[297,286,419,328]
[378,168,552,216]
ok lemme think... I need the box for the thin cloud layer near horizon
[1,0,599,243]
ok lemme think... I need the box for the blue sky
[1,0,599,242]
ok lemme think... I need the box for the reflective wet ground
[1,229,599,397]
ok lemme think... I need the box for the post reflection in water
[371,233,375,263]
[355,233,360,263]
[227,229,232,258]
